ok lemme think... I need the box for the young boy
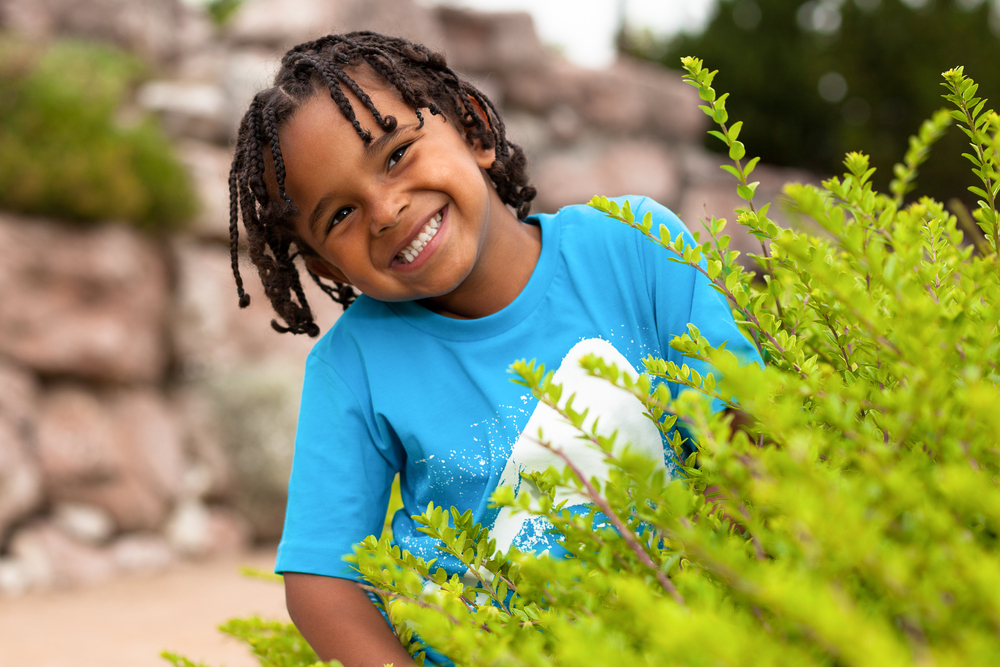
[228,32,759,667]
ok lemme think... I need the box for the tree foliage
[167,60,1000,667]
[623,0,1000,211]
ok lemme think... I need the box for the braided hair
[228,31,537,336]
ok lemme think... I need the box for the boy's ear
[465,95,497,169]
[304,255,350,285]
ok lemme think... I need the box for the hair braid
[263,104,290,202]
[228,142,251,308]
[228,31,535,336]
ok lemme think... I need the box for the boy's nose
[369,192,407,235]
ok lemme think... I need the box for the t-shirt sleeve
[629,196,763,405]
[275,352,400,580]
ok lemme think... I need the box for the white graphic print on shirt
[489,338,672,555]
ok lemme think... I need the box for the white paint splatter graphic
[489,338,670,554]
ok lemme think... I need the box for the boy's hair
[228,31,536,337]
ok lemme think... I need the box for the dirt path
[0,547,290,667]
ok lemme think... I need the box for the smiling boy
[228,33,760,667]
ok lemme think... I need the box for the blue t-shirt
[275,196,759,580]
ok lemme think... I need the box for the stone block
[51,502,116,545]
[0,415,42,544]
[227,0,440,51]
[532,141,680,214]
[166,500,250,557]
[0,215,169,384]
[138,81,231,144]
[437,7,544,75]
[9,521,118,589]
[170,240,341,379]
[35,385,186,531]
[111,533,175,574]
[0,0,190,65]
[174,140,236,242]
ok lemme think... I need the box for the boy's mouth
[396,210,443,264]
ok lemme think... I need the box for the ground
[0,546,289,667]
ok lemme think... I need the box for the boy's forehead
[291,85,416,149]
[327,67,411,130]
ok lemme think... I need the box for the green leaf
[720,164,741,178]
[729,121,743,142]
[707,260,723,280]
[708,130,728,144]
[729,141,746,161]
[737,182,759,201]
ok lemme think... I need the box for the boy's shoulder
[540,195,683,236]
[538,195,686,260]
[305,295,394,364]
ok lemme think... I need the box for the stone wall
[0,0,815,595]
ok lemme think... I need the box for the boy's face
[279,79,502,308]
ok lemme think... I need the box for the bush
[0,36,195,230]
[166,62,1000,666]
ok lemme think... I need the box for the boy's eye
[331,207,354,226]
[388,144,409,169]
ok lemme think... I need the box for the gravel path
[0,547,290,667]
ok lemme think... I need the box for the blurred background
[0,0,997,664]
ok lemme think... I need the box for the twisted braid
[228,31,535,336]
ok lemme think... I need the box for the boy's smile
[279,77,540,319]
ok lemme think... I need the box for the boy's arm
[285,573,418,667]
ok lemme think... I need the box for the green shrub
[205,0,247,26]
[166,63,1000,666]
[0,36,195,230]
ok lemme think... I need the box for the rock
[51,502,116,545]
[164,499,211,556]
[583,57,705,141]
[547,104,583,145]
[170,241,341,379]
[225,0,342,48]
[339,0,443,49]
[532,140,680,214]
[0,414,42,544]
[0,0,190,65]
[137,81,231,144]
[112,533,175,574]
[174,140,236,241]
[114,389,186,504]
[227,0,441,51]
[211,363,303,541]
[35,385,121,486]
[501,58,586,115]
[166,500,250,557]
[437,8,544,76]
[172,388,236,502]
[219,47,283,135]
[9,521,117,589]
[0,557,32,596]
[35,386,186,531]
[0,360,38,428]
[0,214,169,384]
[205,506,252,555]
[497,55,703,142]
[502,110,556,158]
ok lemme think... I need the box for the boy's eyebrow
[364,122,416,159]
[306,123,418,236]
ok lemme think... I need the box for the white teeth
[396,211,443,264]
